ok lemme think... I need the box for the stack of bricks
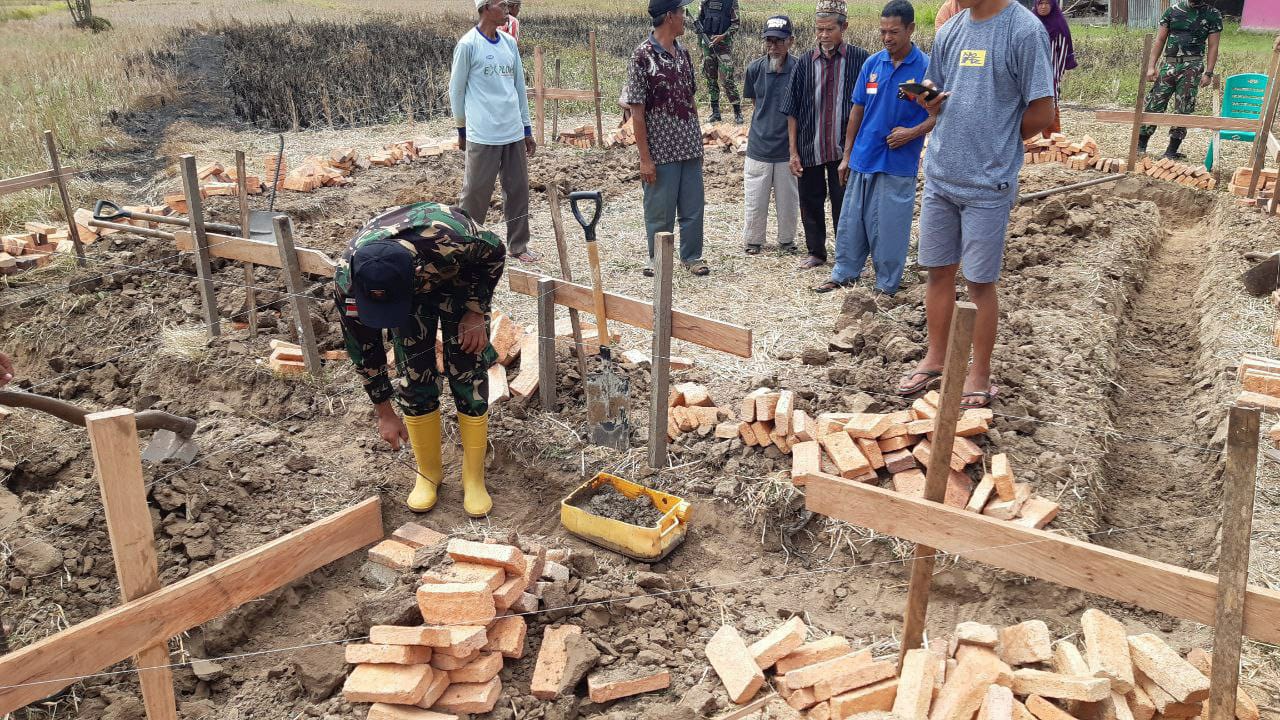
[0,221,71,274]
[608,122,636,149]
[702,123,749,156]
[195,161,266,197]
[343,530,549,717]
[1137,157,1215,190]
[668,382,733,442]
[1235,353,1280,417]
[557,125,597,149]
[750,611,1261,720]
[1228,167,1276,208]
[710,387,801,452]
[1024,134,1126,174]
[787,391,1058,529]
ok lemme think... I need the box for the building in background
[1242,0,1279,30]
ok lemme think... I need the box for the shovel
[0,390,199,464]
[569,190,630,451]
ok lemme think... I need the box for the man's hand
[887,126,914,149]
[1146,66,1157,82]
[375,401,409,450]
[1200,72,1213,88]
[459,137,467,152]
[917,80,949,115]
[710,33,725,46]
[0,352,13,387]
[837,156,851,185]
[789,153,803,177]
[524,136,537,157]
[639,158,657,185]
[459,310,488,354]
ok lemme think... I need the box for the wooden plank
[235,150,258,335]
[179,155,221,338]
[547,184,588,381]
[648,232,675,469]
[542,88,598,102]
[537,277,557,411]
[85,409,177,720]
[508,268,752,358]
[174,230,336,277]
[1127,35,1153,174]
[802,473,1280,645]
[0,168,74,197]
[44,131,85,265]
[0,497,382,714]
[534,46,546,145]
[1246,48,1280,198]
[590,31,604,148]
[900,302,976,665]
[272,216,323,375]
[1100,110,1260,134]
[1208,406,1260,720]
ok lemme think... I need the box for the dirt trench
[1097,208,1218,571]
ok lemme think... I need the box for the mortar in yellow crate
[560,473,692,562]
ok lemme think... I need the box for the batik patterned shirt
[620,34,704,166]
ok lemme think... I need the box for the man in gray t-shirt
[895,0,1054,410]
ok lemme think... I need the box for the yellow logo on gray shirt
[959,49,987,67]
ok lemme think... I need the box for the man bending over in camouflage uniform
[333,202,505,517]
[1138,0,1222,160]
[692,0,743,123]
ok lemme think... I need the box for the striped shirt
[780,42,870,168]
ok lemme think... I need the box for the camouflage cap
[815,0,846,16]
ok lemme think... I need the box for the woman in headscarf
[1034,0,1076,136]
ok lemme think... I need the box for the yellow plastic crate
[560,472,692,562]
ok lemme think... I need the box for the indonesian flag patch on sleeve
[343,299,359,318]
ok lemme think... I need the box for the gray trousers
[459,139,530,256]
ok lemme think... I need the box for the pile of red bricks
[0,221,74,274]
[775,391,1057,529]
[710,612,1260,720]
[1025,133,1126,175]
[558,125,598,149]
[1136,156,1215,191]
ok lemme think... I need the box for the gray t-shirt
[743,54,795,164]
[923,2,1054,206]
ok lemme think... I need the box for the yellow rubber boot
[457,412,492,517]
[403,410,444,512]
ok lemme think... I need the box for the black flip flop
[960,385,1000,409]
[896,369,942,396]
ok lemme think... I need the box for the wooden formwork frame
[531,32,605,147]
[804,305,1266,720]
[0,130,86,265]
[0,408,382,717]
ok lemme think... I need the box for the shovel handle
[0,391,197,437]
[93,199,128,222]
[568,190,602,243]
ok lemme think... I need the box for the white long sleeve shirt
[449,26,531,146]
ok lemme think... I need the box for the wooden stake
[85,408,178,720]
[552,58,561,141]
[648,231,675,469]
[43,130,85,266]
[271,215,322,374]
[178,155,221,339]
[590,31,604,149]
[1246,48,1280,199]
[534,46,546,146]
[1208,406,1260,720]
[547,184,589,381]
[235,150,257,335]
[1127,35,1153,175]
[898,300,977,666]
[537,277,557,411]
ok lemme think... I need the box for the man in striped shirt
[781,0,870,270]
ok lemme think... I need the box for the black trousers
[798,161,843,262]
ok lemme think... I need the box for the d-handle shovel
[569,190,630,451]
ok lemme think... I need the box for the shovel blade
[584,366,630,451]
[141,429,199,465]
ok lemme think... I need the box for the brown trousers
[459,139,530,256]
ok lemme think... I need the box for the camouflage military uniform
[691,0,741,108]
[333,202,505,418]
[1140,0,1223,143]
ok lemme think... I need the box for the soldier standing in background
[691,0,744,124]
[1137,0,1222,160]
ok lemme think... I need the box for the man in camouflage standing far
[692,0,744,124]
[1138,0,1222,160]
[333,202,505,518]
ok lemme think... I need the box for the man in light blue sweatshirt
[450,0,540,264]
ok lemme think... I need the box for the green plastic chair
[1206,73,1268,171]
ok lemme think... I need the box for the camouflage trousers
[1140,58,1204,142]
[702,45,740,107]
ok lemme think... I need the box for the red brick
[966,475,996,513]
[368,624,485,649]
[1127,634,1209,704]
[412,668,452,710]
[830,678,899,719]
[524,545,547,583]
[991,453,1016,501]
[706,624,765,704]
[345,643,433,665]
[982,483,1032,520]
[343,663,436,704]
[484,615,527,659]
[885,448,918,474]
[369,540,417,570]
[368,702,458,720]
[892,469,972,507]
[446,538,526,576]
[819,432,872,479]
[749,616,808,671]
[784,650,871,691]
[979,685,1015,720]
[750,421,773,447]
[448,651,503,684]
[587,668,672,703]
[912,397,938,420]
[952,436,983,465]
[432,677,501,714]
[421,563,505,592]
[510,592,539,614]
[907,419,936,435]
[531,625,582,700]
[855,438,886,470]
[794,409,818,441]
[431,649,480,670]
[1012,670,1110,701]
[493,573,529,610]
[845,413,891,439]
[775,391,795,435]
[756,392,781,421]
[813,659,896,702]
[998,621,1052,666]
[955,415,989,437]
[879,434,917,452]
[894,648,940,720]
[791,441,822,486]
[776,636,853,675]
[780,683,820,710]
[416,582,496,626]
[393,523,449,550]
[1013,497,1060,529]
[913,439,966,473]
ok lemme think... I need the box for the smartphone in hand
[898,81,940,101]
